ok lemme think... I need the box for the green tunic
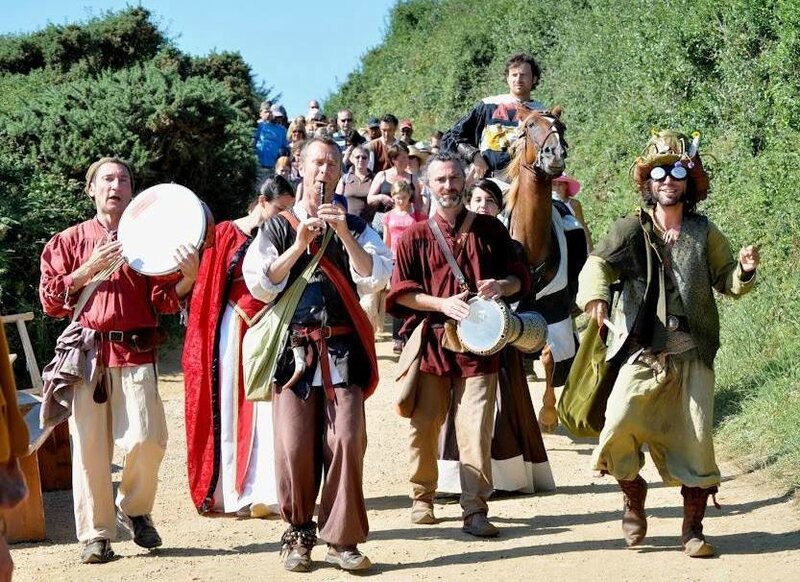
[576,209,756,487]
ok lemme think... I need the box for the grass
[713,273,800,495]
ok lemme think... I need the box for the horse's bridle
[522,113,566,172]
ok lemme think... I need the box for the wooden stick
[1,312,34,324]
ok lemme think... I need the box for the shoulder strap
[71,279,103,323]
[427,211,476,293]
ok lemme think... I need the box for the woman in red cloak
[183,177,295,516]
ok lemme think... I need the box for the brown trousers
[272,384,368,546]
[409,372,497,518]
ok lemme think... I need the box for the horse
[504,107,587,432]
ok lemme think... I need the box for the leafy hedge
[326,0,800,493]
[0,7,269,373]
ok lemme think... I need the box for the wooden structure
[1,312,72,543]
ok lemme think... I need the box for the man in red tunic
[385,152,530,537]
[39,157,198,564]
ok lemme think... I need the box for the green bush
[0,8,272,374]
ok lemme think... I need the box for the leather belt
[101,330,139,343]
[99,327,164,353]
[290,325,353,401]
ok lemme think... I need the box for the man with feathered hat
[576,129,760,557]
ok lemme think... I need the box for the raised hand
[317,203,348,235]
[295,217,326,247]
[471,154,489,179]
[174,244,199,282]
[739,245,760,272]
[84,238,123,277]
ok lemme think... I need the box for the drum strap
[428,212,475,293]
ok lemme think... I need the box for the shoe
[283,546,312,572]
[118,512,163,549]
[81,538,114,564]
[392,339,404,354]
[462,513,499,537]
[618,475,648,547]
[325,546,372,571]
[411,501,437,525]
[280,523,317,572]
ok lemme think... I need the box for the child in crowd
[382,180,427,353]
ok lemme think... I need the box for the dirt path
[11,334,800,581]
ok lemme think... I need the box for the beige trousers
[592,356,720,488]
[69,364,168,542]
[409,372,497,518]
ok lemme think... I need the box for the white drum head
[118,183,205,276]
[457,297,505,354]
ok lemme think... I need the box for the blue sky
[0,0,395,119]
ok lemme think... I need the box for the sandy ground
[10,332,800,581]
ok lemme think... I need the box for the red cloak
[183,222,267,512]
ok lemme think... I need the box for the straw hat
[408,144,430,164]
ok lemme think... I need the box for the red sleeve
[39,232,78,319]
[385,233,426,319]
[149,272,183,315]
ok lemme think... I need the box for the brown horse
[505,107,571,432]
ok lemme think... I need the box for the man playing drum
[39,157,199,564]
[243,136,392,572]
[385,152,530,537]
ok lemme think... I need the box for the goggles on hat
[650,164,688,181]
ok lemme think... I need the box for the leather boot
[618,475,647,546]
[681,485,718,558]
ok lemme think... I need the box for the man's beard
[654,189,684,207]
[435,192,463,209]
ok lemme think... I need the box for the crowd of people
[0,50,761,578]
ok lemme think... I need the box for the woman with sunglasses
[335,145,374,222]
[577,129,760,558]
[287,121,307,146]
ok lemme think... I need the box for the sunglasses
[339,118,353,122]
[650,164,688,181]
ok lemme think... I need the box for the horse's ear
[517,106,535,123]
[551,105,564,119]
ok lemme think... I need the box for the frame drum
[456,297,515,356]
[118,183,212,276]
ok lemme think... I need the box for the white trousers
[69,364,168,542]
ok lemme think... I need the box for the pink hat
[553,173,581,197]
[400,118,413,130]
